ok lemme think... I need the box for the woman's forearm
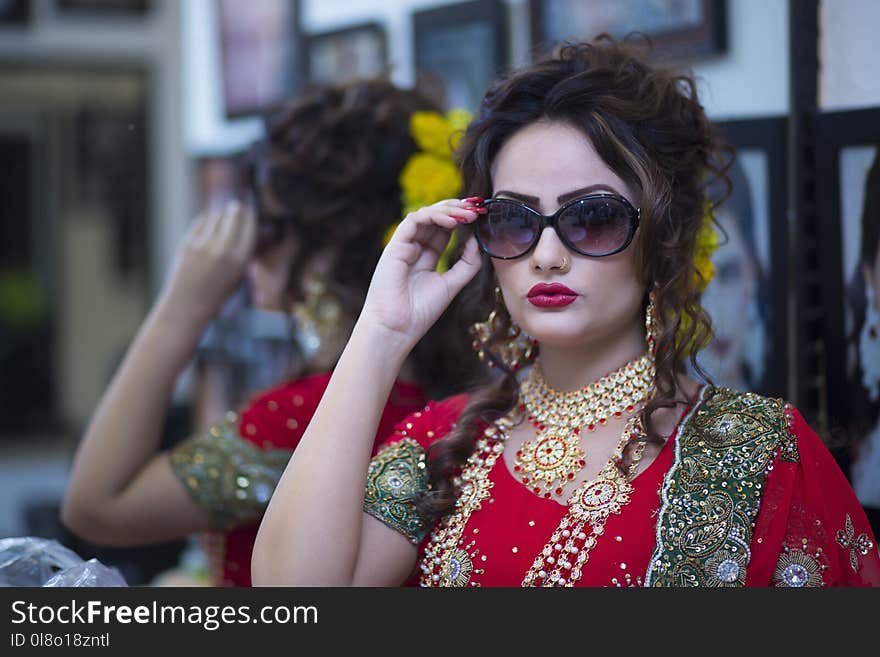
[61,297,209,530]
[252,319,411,586]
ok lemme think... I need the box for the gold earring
[470,287,538,371]
[292,275,351,370]
[645,290,657,358]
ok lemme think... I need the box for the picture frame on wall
[217,0,303,118]
[54,0,153,15]
[696,117,789,400]
[816,107,880,532]
[413,0,508,113]
[305,23,387,86]
[529,0,727,61]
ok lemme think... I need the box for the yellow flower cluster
[400,110,470,215]
[385,109,473,272]
[693,197,720,292]
[677,198,720,351]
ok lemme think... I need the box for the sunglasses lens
[558,196,634,256]
[477,201,539,258]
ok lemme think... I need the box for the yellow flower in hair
[410,110,467,158]
[692,197,720,292]
[385,108,473,273]
[400,152,462,215]
[677,197,720,352]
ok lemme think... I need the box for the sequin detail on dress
[170,419,292,530]
[645,388,791,587]
[363,438,431,544]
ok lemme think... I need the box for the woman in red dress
[253,37,880,587]
[61,79,463,586]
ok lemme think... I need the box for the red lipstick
[527,283,578,308]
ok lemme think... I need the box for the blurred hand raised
[159,200,257,324]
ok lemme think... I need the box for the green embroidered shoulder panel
[170,420,292,531]
[645,387,791,587]
[363,438,431,544]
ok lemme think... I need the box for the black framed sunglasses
[474,193,641,260]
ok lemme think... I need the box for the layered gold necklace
[514,354,655,498]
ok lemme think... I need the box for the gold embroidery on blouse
[170,421,292,530]
[362,438,431,544]
[420,420,510,586]
[645,388,788,587]
[522,415,647,587]
[773,545,826,587]
[835,513,875,573]
[704,548,748,587]
[780,402,800,463]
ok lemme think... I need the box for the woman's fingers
[440,236,481,296]
[218,200,256,259]
[217,199,242,247]
[191,205,225,248]
[391,199,480,247]
[236,203,258,259]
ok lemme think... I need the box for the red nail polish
[464,196,484,204]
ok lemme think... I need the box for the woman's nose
[529,226,568,271]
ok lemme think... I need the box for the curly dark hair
[417,35,732,518]
[236,78,469,398]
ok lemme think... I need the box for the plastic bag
[0,537,127,587]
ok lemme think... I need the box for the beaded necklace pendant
[514,354,654,498]
[522,415,648,587]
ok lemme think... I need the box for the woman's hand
[359,198,483,349]
[157,200,257,326]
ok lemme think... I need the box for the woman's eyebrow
[557,184,622,204]
[494,190,540,204]
[494,184,622,206]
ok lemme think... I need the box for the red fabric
[748,408,880,586]
[214,372,426,586]
[387,398,879,587]
[392,396,674,587]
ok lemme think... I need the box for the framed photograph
[54,0,152,15]
[413,0,508,112]
[0,0,30,25]
[305,23,387,86]
[816,107,880,527]
[696,118,788,400]
[529,0,727,60]
[217,0,303,118]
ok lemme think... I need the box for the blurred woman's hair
[237,78,471,398]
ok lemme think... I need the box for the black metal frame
[788,0,821,423]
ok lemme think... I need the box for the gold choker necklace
[514,354,655,498]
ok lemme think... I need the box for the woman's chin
[522,325,593,350]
